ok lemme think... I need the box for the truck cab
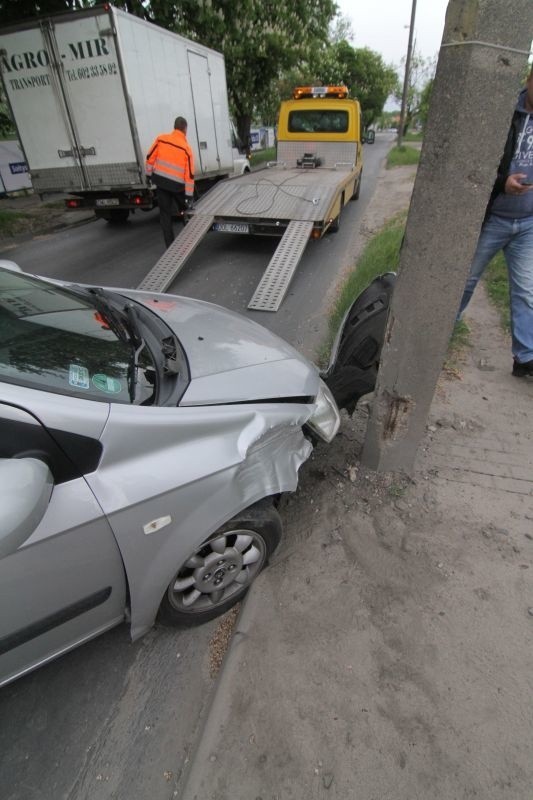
[276,85,363,172]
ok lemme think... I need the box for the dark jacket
[486,87,528,217]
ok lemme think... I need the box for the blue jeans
[459,213,533,363]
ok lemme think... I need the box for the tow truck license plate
[213,222,249,234]
[96,198,120,207]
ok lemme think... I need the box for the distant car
[0,262,393,686]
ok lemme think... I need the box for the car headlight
[307,379,341,443]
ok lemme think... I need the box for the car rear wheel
[158,500,282,627]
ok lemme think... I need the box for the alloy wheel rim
[168,528,267,613]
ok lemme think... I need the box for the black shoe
[512,358,533,377]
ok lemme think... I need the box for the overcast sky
[336,0,450,68]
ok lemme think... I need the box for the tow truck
[139,85,367,311]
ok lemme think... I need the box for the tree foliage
[418,78,433,129]
[0,0,90,25]
[0,1,396,141]
[395,50,436,134]
[312,42,398,126]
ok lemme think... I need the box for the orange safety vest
[145,129,195,196]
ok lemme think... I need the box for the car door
[0,402,127,688]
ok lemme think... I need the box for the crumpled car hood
[121,289,320,406]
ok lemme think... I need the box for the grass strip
[402,131,423,142]
[317,212,406,366]
[320,210,472,374]
[0,209,27,236]
[249,147,276,167]
[387,145,420,168]
[484,253,510,331]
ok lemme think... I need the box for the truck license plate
[96,198,120,207]
[213,222,249,234]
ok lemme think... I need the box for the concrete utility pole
[396,0,418,148]
[362,0,532,474]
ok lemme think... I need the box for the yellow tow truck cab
[278,85,362,149]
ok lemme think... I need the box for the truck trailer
[0,5,249,222]
[139,85,367,311]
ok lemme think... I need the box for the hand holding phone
[506,174,533,193]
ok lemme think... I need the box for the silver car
[0,262,393,687]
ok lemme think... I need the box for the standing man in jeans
[146,116,195,248]
[458,69,533,377]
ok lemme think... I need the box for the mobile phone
[521,180,533,186]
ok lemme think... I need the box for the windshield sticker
[69,364,90,390]
[92,374,122,394]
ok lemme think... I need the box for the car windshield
[0,269,156,404]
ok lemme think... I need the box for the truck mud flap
[248,219,313,312]
[322,272,396,413]
[138,215,214,293]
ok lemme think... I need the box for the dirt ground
[183,162,533,800]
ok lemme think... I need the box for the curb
[178,586,261,799]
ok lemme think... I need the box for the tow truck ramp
[138,214,215,293]
[248,220,313,311]
[137,165,352,309]
[138,212,312,311]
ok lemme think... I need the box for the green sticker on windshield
[92,374,122,395]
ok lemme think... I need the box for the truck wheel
[352,173,362,201]
[329,214,341,233]
[158,499,282,627]
[95,209,130,224]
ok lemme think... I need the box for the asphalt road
[0,133,393,800]
[0,133,391,359]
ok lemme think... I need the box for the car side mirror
[364,131,375,144]
[0,458,53,558]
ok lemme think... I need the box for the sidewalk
[181,200,533,795]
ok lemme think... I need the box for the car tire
[158,499,282,627]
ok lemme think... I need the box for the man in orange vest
[146,116,195,248]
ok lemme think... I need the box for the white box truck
[0,5,249,222]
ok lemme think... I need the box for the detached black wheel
[158,500,282,627]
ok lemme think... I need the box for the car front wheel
[158,500,282,626]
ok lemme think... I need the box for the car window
[0,271,155,404]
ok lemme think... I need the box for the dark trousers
[157,186,186,248]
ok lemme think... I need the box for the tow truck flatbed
[138,85,365,311]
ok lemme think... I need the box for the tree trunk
[236,114,253,157]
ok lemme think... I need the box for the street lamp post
[397,0,418,148]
